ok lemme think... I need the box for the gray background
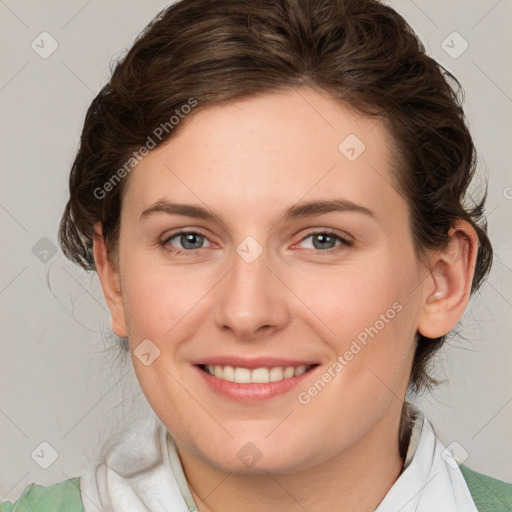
[1,0,511,501]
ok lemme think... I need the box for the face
[107,88,428,474]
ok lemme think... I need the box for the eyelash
[160,229,353,256]
[298,229,353,255]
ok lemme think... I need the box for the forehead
[123,88,405,224]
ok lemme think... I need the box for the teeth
[234,367,251,383]
[203,364,312,383]
[269,367,284,382]
[294,365,306,377]
[223,365,235,382]
[283,366,295,379]
[252,367,270,383]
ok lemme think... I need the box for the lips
[192,357,319,401]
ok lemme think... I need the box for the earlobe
[92,222,128,338]
[417,221,478,339]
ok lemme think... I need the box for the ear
[417,220,479,338]
[93,222,128,338]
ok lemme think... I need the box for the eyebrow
[140,199,376,223]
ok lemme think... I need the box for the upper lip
[191,356,319,369]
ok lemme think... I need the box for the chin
[188,434,320,475]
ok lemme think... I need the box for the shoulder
[459,464,512,511]
[0,477,84,512]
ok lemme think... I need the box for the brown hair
[59,0,493,394]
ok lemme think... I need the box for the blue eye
[162,231,212,251]
[160,229,351,257]
[298,231,352,252]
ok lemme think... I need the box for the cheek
[291,252,420,381]
[120,255,214,342]
[292,258,413,338]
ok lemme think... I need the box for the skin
[94,87,478,511]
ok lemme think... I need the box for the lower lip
[194,365,317,402]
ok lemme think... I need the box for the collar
[375,404,478,511]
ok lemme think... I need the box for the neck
[177,405,411,512]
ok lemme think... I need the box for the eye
[159,229,351,255]
[161,230,213,252]
[296,230,352,252]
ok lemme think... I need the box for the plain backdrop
[1,0,511,501]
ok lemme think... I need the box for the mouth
[194,361,319,402]
[198,363,316,384]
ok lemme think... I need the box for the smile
[199,364,314,383]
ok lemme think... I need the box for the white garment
[80,407,478,511]
[375,407,478,512]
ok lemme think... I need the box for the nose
[214,245,290,341]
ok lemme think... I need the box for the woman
[2,0,510,510]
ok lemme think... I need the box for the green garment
[460,465,512,511]
[0,477,83,512]
[1,465,511,511]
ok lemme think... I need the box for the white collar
[80,407,477,511]
[374,406,478,511]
